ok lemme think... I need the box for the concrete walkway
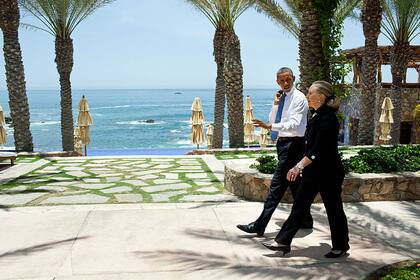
[0,201,418,280]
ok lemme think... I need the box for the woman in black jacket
[262,81,350,258]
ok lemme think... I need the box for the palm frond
[334,0,362,25]
[254,0,299,38]
[380,0,420,44]
[19,0,115,38]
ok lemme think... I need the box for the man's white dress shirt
[269,87,308,137]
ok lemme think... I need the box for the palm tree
[187,1,253,148]
[0,0,34,152]
[20,0,114,151]
[255,0,360,93]
[185,1,228,149]
[357,0,382,145]
[381,0,420,143]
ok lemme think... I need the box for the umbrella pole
[196,144,199,150]
[84,145,87,156]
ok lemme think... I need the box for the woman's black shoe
[324,249,348,258]
[261,241,291,256]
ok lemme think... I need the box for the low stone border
[224,163,420,202]
[363,258,420,280]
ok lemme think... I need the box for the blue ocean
[0,89,275,152]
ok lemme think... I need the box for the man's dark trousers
[253,137,313,231]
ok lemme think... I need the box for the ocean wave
[31,121,60,126]
[116,120,167,125]
[176,140,192,145]
[91,105,131,110]
[170,129,181,133]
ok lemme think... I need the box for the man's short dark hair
[277,67,294,76]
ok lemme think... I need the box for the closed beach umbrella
[206,124,214,149]
[244,96,255,147]
[77,95,93,155]
[73,127,83,155]
[379,97,394,143]
[259,127,269,149]
[0,105,6,145]
[190,97,205,149]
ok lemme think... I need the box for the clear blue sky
[0,0,418,90]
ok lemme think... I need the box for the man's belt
[276,136,303,142]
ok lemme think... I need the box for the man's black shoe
[236,222,264,236]
[300,222,313,229]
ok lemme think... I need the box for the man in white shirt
[237,67,313,236]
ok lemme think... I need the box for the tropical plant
[0,0,34,152]
[357,0,382,145]
[20,0,114,151]
[380,0,420,144]
[187,0,253,148]
[255,0,360,93]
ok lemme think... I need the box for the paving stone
[54,163,82,166]
[170,170,202,173]
[67,171,90,177]
[64,190,90,195]
[185,173,209,179]
[150,158,174,162]
[181,194,238,202]
[121,180,147,186]
[76,183,114,190]
[142,183,191,193]
[83,164,107,168]
[194,180,214,186]
[114,194,143,203]
[151,164,174,169]
[83,178,102,183]
[96,173,125,178]
[35,186,69,193]
[105,177,122,183]
[140,174,159,180]
[34,170,63,174]
[40,194,109,204]
[150,190,188,202]
[89,170,115,175]
[3,186,28,192]
[62,167,85,171]
[153,179,181,185]
[197,186,219,193]
[0,193,46,206]
[176,166,203,170]
[42,166,60,171]
[47,181,76,187]
[101,186,132,194]
[131,170,159,176]
[161,173,179,180]
[19,178,50,184]
[50,177,73,181]
[135,163,154,168]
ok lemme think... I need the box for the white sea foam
[31,121,60,126]
[91,105,131,110]
[176,140,192,145]
[116,120,166,125]
[170,129,181,133]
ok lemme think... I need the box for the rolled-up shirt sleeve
[271,98,306,131]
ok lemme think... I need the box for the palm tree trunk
[212,28,226,149]
[389,42,410,144]
[223,30,244,148]
[0,0,33,152]
[358,0,381,145]
[55,37,74,151]
[298,0,323,94]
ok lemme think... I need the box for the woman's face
[307,86,324,109]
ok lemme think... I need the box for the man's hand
[252,119,271,130]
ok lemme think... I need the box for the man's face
[276,72,294,92]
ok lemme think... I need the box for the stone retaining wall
[224,163,420,203]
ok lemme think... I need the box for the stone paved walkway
[0,156,239,207]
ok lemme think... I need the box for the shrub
[250,155,277,174]
[343,145,420,173]
[380,263,420,280]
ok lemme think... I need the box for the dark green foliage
[380,263,420,280]
[343,145,420,173]
[250,155,277,174]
